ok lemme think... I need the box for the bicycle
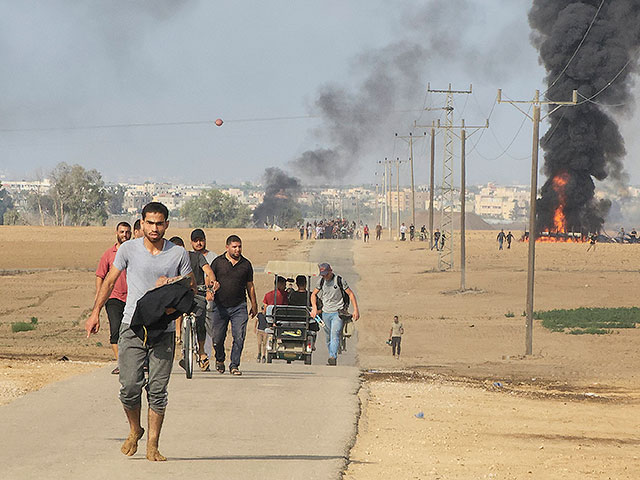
[181,289,208,379]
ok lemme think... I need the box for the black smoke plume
[529,1,640,233]
[290,0,478,183]
[252,168,302,227]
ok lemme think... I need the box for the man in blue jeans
[209,235,258,376]
[310,263,360,366]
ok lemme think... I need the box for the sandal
[198,355,210,372]
[215,361,225,374]
[230,367,242,376]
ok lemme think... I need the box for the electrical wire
[543,0,606,98]
[575,58,633,105]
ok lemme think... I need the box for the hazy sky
[0,0,638,188]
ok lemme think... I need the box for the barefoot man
[86,202,194,461]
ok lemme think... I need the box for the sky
[0,0,638,188]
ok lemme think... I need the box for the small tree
[181,189,251,228]
[50,163,109,226]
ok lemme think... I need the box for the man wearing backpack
[310,263,360,366]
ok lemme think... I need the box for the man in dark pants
[210,235,258,376]
[86,202,195,462]
[388,315,404,359]
[95,221,131,374]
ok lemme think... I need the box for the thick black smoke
[529,1,640,233]
[290,0,477,182]
[252,168,302,227]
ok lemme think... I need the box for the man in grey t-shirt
[310,263,360,366]
[86,202,195,462]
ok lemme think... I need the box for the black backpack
[319,275,350,310]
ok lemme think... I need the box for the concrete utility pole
[430,117,488,289]
[379,158,393,239]
[497,88,577,356]
[395,132,426,229]
[413,121,438,250]
[395,157,402,237]
[426,83,472,271]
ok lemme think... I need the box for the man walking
[506,231,514,249]
[310,263,360,366]
[497,229,506,250]
[400,223,407,241]
[388,315,404,359]
[210,235,258,376]
[95,221,131,374]
[86,202,194,462]
[432,229,441,251]
[363,224,370,242]
[375,223,382,240]
[189,229,217,369]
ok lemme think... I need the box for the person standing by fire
[587,233,597,252]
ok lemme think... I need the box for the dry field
[345,231,640,479]
[0,225,307,404]
[3,226,640,477]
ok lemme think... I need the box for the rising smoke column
[290,0,477,182]
[529,1,640,233]
[252,167,302,227]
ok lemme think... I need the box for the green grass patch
[536,307,640,334]
[504,311,515,318]
[11,321,37,333]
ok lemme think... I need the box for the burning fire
[551,172,568,233]
[535,172,586,243]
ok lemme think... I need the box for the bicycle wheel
[183,315,194,379]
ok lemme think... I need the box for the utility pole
[395,132,426,229]
[498,88,577,356]
[395,157,402,237]
[379,158,393,239]
[426,83,473,271]
[431,117,488,289]
[413,120,438,249]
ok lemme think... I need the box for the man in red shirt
[255,276,288,363]
[262,276,288,307]
[95,221,131,374]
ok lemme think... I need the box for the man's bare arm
[247,281,258,317]
[310,288,320,318]
[346,287,360,321]
[95,276,104,302]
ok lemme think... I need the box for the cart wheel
[304,354,312,365]
[286,360,292,364]
[266,353,273,364]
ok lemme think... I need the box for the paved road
[1,240,361,480]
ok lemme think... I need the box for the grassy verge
[536,307,640,335]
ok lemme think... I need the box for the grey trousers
[118,325,175,414]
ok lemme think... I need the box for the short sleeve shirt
[262,289,288,306]
[96,243,127,303]
[391,322,404,337]
[314,274,349,313]
[210,254,254,307]
[113,238,192,330]
[188,251,208,286]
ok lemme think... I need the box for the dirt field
[2,226,640,477]
[0,226,307,403]
[344,231,640,479]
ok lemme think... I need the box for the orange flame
[551,172,569,234]
[531,172,586,243]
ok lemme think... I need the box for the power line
[575,58,632,105]
[543,0,606,97]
